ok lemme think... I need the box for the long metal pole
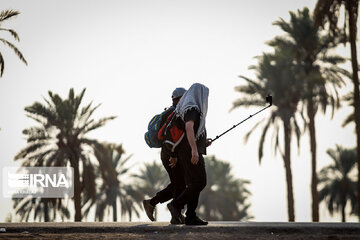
[211,104,272,143]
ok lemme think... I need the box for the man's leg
[143,148,172,221]
[172,161,186,200]
[168,143,207,223]
[144,147,186,222]
[184,155,206,219]
[148,148,177,206]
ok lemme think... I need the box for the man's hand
[191,149,199,165]
[206,138,212,147]
[169,157,177,168]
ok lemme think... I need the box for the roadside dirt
[1,231,360,240]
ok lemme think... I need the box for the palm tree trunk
[71,157,82,221]
[44,199,49,222]
[112,199,117,222]
[307,101,319,222]
[283,119,295,222]
[346,0,360,221]
[341,201,347,222]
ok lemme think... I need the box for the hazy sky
[0,0,358,222]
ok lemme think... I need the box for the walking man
[143,87,187,224]
[167,83,211,225]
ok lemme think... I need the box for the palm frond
[272,17,292,34]
[83,116,116,134]
[0,27,19,41]
[267,36,295,50]
[22,126,49,142]
[292,117,302,153]
[25,102,57,127]
[0,10,20,23]
[0,51,4,76]
[258,115,273,164]
[231,98,265,110]
[321,54,346,65]
[14,141,47,160]
[70,88,86,121]
[243,119,263,144]
[0,38,27,64]
[238,75,265,93]
[342,113,354,127]
[271,117,281,157]
[76,103,102,132]
[313,0,342,34]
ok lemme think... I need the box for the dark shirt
[183,108,207,155]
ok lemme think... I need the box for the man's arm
[185,120,199,165]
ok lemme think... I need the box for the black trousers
[172,141,207,219]
[151,147,186,204]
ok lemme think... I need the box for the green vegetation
[232,7,352,222]
[314,0,360,220]
[198,156,252,221]
[84,143,143,222]
[0,9,27,77]
[318,146,357,222]
[269,7,349,222]
[233,46,301,221]
[14,88,116,221]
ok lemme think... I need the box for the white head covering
[175,83,209,139]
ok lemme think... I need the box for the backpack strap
[164,133,185,153]
[162,112,185,154]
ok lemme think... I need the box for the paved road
[1,222,360,239]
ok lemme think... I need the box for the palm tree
[132,160,168,221]
[15,88,116,221]
[318,145,357,222]
[269,7,349,222]
[198,156,252,221]
[233,47,303,221]
[83,143,144,222]
[314,0,360,219]
[0,9,27,77]
[12,153,71,222]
